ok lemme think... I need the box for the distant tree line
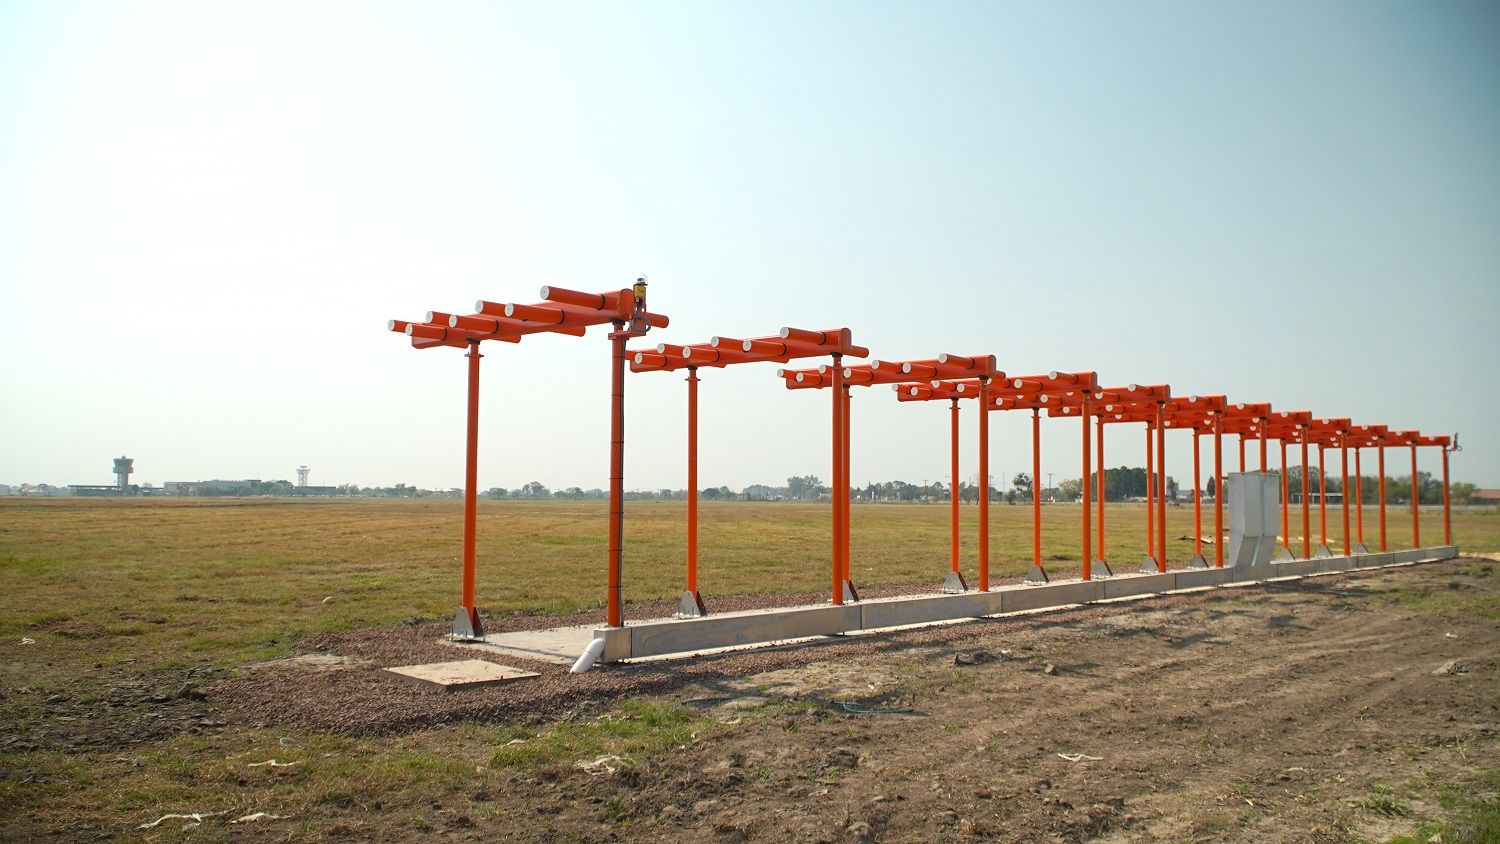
[11,467,1482,506]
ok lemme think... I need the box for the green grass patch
[1370,587,1500,621]
[489,700,706,770]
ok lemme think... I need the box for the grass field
[1,497,1495,840]
[1,497,1493,675]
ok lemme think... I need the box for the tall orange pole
[1238,435,1246,473]
[1192,430,1202,558]
[1378,445,1388,551]
[457,340,483,638]
[1340,434,1350,555]
[1318,446,1327,549]
[1030,407,1042,577]
[831,354,845,605]
[948,399,961,583]
[978,377,990,590]
[1259,424,1268,472]
[843,384,852,585]
[1354,448,1364,547]
[684,367,701,611]
[1145,422,1155,563]
[1410,444,1420,549]
[1213,414,1223,566]
[1442,446,1452,545]
[1300,436,1311,559]
[1156,403,1167,572]
[1081,397,1092,580]
[1097,415,1107,569]
[1279,439,1291,552]
[606,325,626,627]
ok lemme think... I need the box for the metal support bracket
[1272,546,1296,562]
[1024,565,1050,584]
[676,590,707,618]
[1185,554,1211,570]
[1139,556,1160,574]
[451,606,485,641]
[940,570,969,594]
[1313,544,1334,558]
[1091,559,1114,578]
[1351,542,1369,555]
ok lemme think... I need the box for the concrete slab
[436,544,1461,667]
[384,659,539,691]
[629,603,859,659]
[1173,567,1231,589]
[448,625,597,666]
[1226,564,1275,584]
[1316,556,1356,574]
[860,592,995,630]
[1102,573,1177,600]
[1000,580,1104,613]
[1272,559,1320,577]
[594,626,632,663]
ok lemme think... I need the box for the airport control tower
[113,456,134,492]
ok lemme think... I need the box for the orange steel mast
[1127,384,1171,572]
[1161,395,1226,567]
[1042,379,1111,579]
[1264,411,1312,560]
[1402,430,1422,549]
[897,357,1004,587]
[942,371,1098,582]
[1306,418,1350,556]
[1096,399,1162,571]
[389,282,666,636]
[638,327,866,609]
[855,356,997,590]
[1097,412,1107,571]
[1427,434,1457,545]
[1160,410,1211,564]
[827,355,999,591]
[950,397,961,586]
[1094,406,1143,570]
[894,377,996,589]
[1378,435,1389,551]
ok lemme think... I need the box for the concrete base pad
[384,659,538,691]
[449,625,599,665]
[441,544,1462,668]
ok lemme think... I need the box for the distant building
[69,484,139,496]
[165,480,262,496]
[1290,491,1343,504]
[1476,489,1500,503]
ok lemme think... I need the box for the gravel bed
[212,577,1355,735]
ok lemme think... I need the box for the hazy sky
[2,0,1496,493]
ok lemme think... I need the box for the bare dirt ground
[209,558,1499,843]
[5,558,1497,842]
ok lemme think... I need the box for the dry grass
[0,497,1490,674]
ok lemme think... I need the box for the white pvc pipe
[570,637,607,674]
